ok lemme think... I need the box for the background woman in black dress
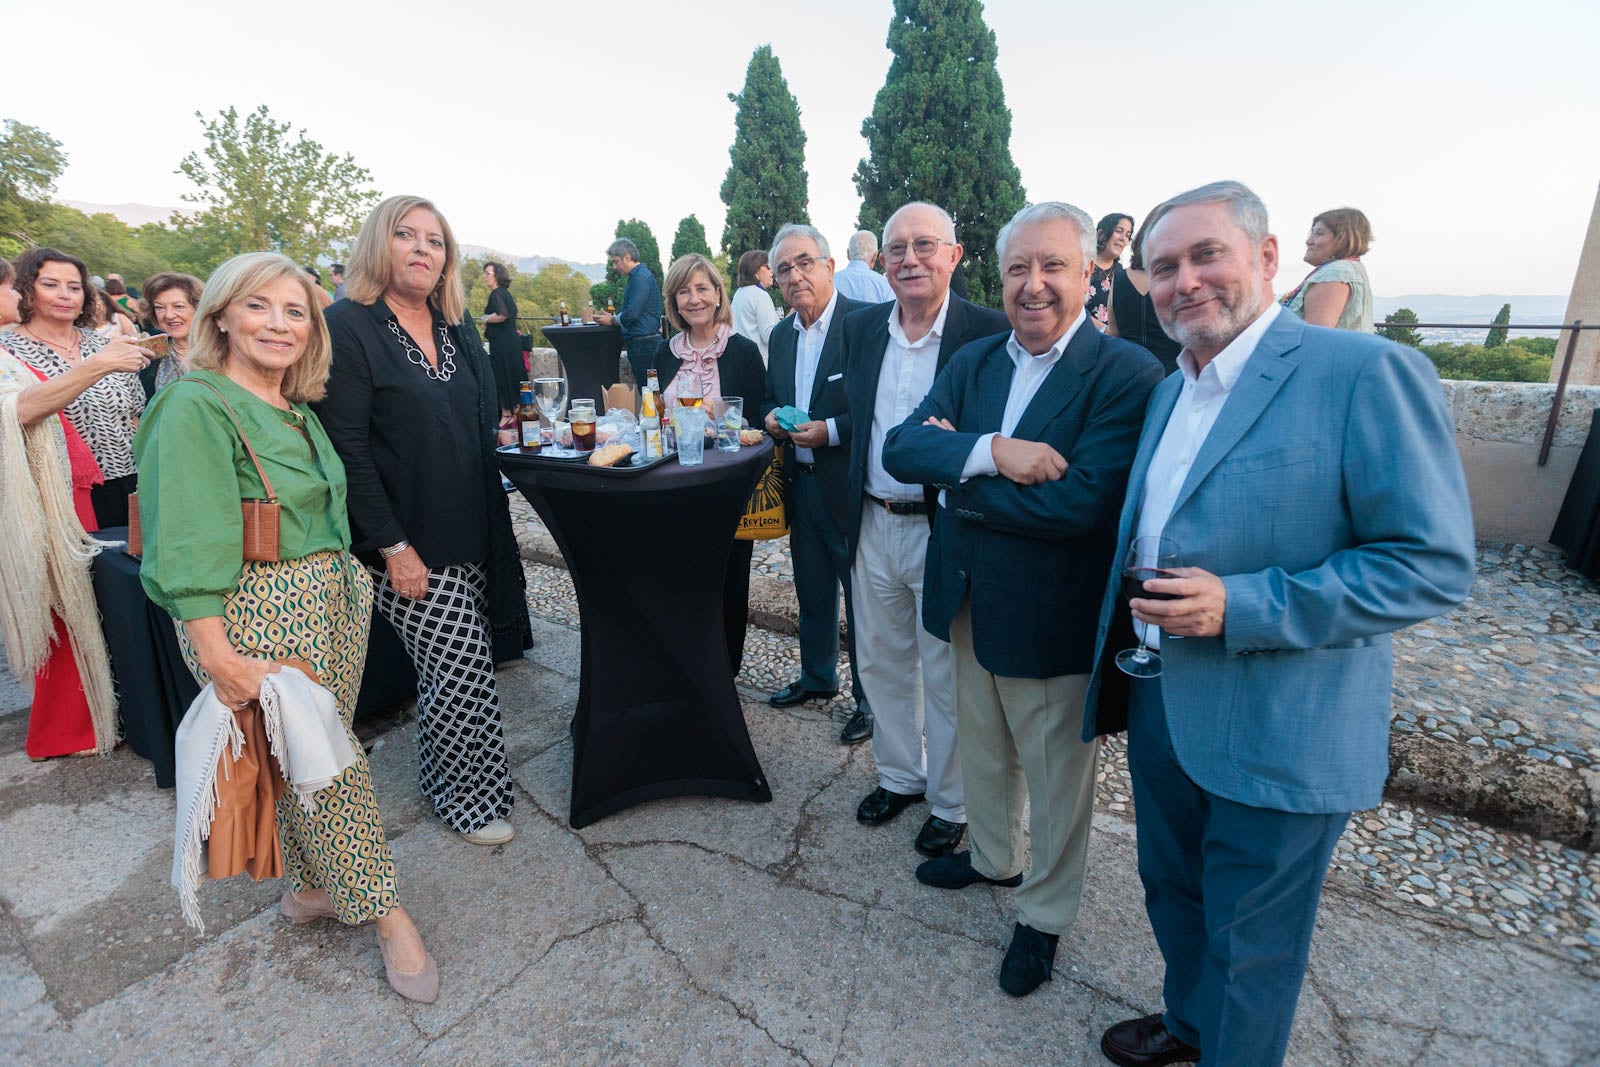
[481,261,521,419]
[317,195,531,847]
[1107,214,1182,375]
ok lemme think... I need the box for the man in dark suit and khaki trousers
[760,223,871,743]
[841,201,1011,859]
[883,202,1161,996]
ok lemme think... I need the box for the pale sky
[10,0,1598,296]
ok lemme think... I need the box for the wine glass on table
[533,377,567,448]
[1115,535,1183,678]
[674,367,703,409]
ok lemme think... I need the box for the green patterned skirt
[177,551,398,924]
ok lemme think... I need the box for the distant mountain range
[56,200,608,282]
[1370,295,1570,344]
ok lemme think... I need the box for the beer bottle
[640,372,662,459]
[517,384,542,453]
[559,299,571,327]
[606,295,616,314]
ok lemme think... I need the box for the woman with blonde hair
[1282,207,1375,332]
[656,252,766,672]
[135,251,438,1001]
[316,195,530,846]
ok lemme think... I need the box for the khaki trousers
[951,601,1098,936]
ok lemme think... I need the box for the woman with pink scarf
[656,253,766,673]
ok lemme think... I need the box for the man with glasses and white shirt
[839,201,1009,859]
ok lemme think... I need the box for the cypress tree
[853,0,1026,306]
[720,45,809,258]
[1484,302,1511,348]
[671,215,713,261]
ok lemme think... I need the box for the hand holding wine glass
[1115,536,1182,678]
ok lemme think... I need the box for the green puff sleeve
[132,382,246,620]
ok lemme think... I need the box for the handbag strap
[179,376,279,501]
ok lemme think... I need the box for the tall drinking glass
[1114,536,1183,678]
[715,396,742,452]
[569,399,597,453]
[673,407,707,466]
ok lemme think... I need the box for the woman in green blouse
[133,252,438,1003]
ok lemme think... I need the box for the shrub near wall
[1422,339,1553,383]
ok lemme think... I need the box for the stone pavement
[3,600,1599,1064]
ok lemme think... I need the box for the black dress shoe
[998,922,1058,997]
[856,786,925,825]
[1100,1014,1201,1066]
[769,681,838,707]
[913,815,966,857]
[914,849,1023,889]
[839,707,873,745]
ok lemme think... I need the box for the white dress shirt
[833,258,895,304]
[792,290,841,463]
[1134,302,1281,647]
[959,310,1087,480]
[864,293,951,501]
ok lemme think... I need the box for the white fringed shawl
[171,668,357,933]
[0,349,118,752]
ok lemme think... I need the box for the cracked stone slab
[418,918,797,1065]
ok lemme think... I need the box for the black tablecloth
[91,530,419,788]
[1552,408,1600,580]
[543,323,622,406]
[500,441,775,827]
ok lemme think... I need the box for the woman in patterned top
[1084,213,1133,331]
[1282,207,1375,333]
[135,252,438,1002]
[1,248,150,526]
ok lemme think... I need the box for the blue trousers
[625,334,662,391]
[790,470,865,705]
[1127,677,1348,1067]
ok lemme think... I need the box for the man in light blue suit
[1089,182,1476,1067]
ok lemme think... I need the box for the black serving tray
[496,444,672,477]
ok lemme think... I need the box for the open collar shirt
[864,292,951,502]
[791,290,840,463]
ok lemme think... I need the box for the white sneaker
[460,818,514,846]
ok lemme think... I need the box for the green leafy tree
[34,208,172,284]
[1484,302,1511,348]
[1508,335,1557,357]
[1421,342,1550,383]
[853,0,1025,306]
[720,45,809,259]
[0,119,68,254]
[173,105,380,272]
[1376,307,1424,349]
[671,215,713,261]
[594,218,664,310]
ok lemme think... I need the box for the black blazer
[760,293,866,530]
[841,294,1010,563]
[655,331,767,424]
[882,326,1162,679]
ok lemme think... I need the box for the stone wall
[1446,380,1600,542]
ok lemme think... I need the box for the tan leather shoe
[460,817,514,846]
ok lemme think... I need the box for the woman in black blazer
[654,253,766,674]
[316,195,531,848]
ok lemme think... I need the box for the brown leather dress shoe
[1100,1014,1200,1066]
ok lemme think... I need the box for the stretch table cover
[543,323,623,409]
[500,440,774,827]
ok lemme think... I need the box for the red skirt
[26,613,97,759]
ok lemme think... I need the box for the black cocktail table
[499,440,774,827]
[543,323,623,405]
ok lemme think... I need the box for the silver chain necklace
[388,319,456,381]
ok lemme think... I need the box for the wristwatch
[379,540,411,559]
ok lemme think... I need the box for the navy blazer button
[957,570,967,582]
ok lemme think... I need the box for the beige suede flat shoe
[379,932,439,1004]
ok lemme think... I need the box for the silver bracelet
[378,540,411,559]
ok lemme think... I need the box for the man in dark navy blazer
[883,202,1161,997]
[759,223,872,743]
[839,201,1011,860]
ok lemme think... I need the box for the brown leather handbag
[128,378,281,561]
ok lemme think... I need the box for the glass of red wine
[1115,535,1182,678]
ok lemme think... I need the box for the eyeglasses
[882,237,952,263]
[772,255,823,283]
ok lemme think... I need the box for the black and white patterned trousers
[370,560,513,833]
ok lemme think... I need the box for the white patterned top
[0,326,145,478]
